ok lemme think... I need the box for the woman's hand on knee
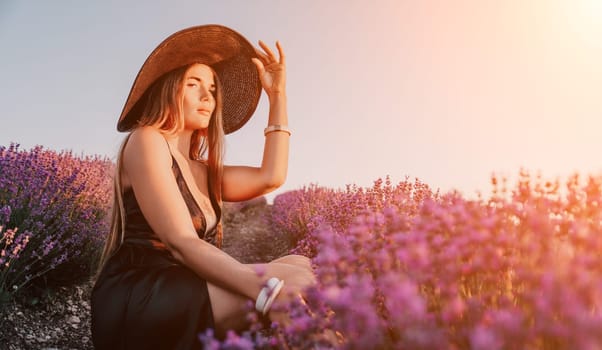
[266,263,315,300]
[261,264,317,324]
[284,263,316,289]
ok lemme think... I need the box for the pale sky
[1,0,601,203]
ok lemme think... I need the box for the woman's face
[182,63,216,131]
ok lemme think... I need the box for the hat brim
[117,24,261,134]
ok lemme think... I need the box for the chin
[196,125,209,134]
[185,121,209,131]
[198,120,211,130]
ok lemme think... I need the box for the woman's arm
[124,126,263,299]
[222,41,289,202]
[222,94,288,201]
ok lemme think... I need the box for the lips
[197,109,211,115]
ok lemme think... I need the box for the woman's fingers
[251,57,265,74]
[256,40,285,65]
[258,39,277,62]
[276,41,286,65]
[254,47,270,64]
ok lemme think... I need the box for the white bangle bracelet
[262,279,285,315]
[255,277,282,314]
[264,125,291,136]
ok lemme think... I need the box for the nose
[199,85,212,101]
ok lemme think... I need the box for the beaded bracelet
[264,125,291,136]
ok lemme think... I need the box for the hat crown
[118,25,261,134]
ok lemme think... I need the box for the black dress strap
[162,137,219,245]
[164,137,175,168]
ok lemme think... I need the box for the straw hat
[117,24,261,134]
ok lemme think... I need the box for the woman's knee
[272,254,312,271]
[146,267,210,323]
[160,267,206,299]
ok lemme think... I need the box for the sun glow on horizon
[564,0,602,49]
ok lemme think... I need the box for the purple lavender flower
[0,143,112,297]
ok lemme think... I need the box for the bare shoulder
[126,126,166,152]
[123,126,171,166]
[121,127,172,191]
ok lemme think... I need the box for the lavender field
[2,144,602,349]
[0,144,112,302]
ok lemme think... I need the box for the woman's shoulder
[126,126,167,151]
[128,125,164,142]
[123,126,171,167]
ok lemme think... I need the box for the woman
[91,25,314,349]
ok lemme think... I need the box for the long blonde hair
[95,64,225,278]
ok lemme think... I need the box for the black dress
[91,155,220,350]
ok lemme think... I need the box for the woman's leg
[270,254,313,272]
[207,255,315,337]
[206,282,251,337]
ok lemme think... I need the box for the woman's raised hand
[251,40,286,99]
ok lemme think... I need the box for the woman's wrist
[264,125,291,136]
[268,91,287,105]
